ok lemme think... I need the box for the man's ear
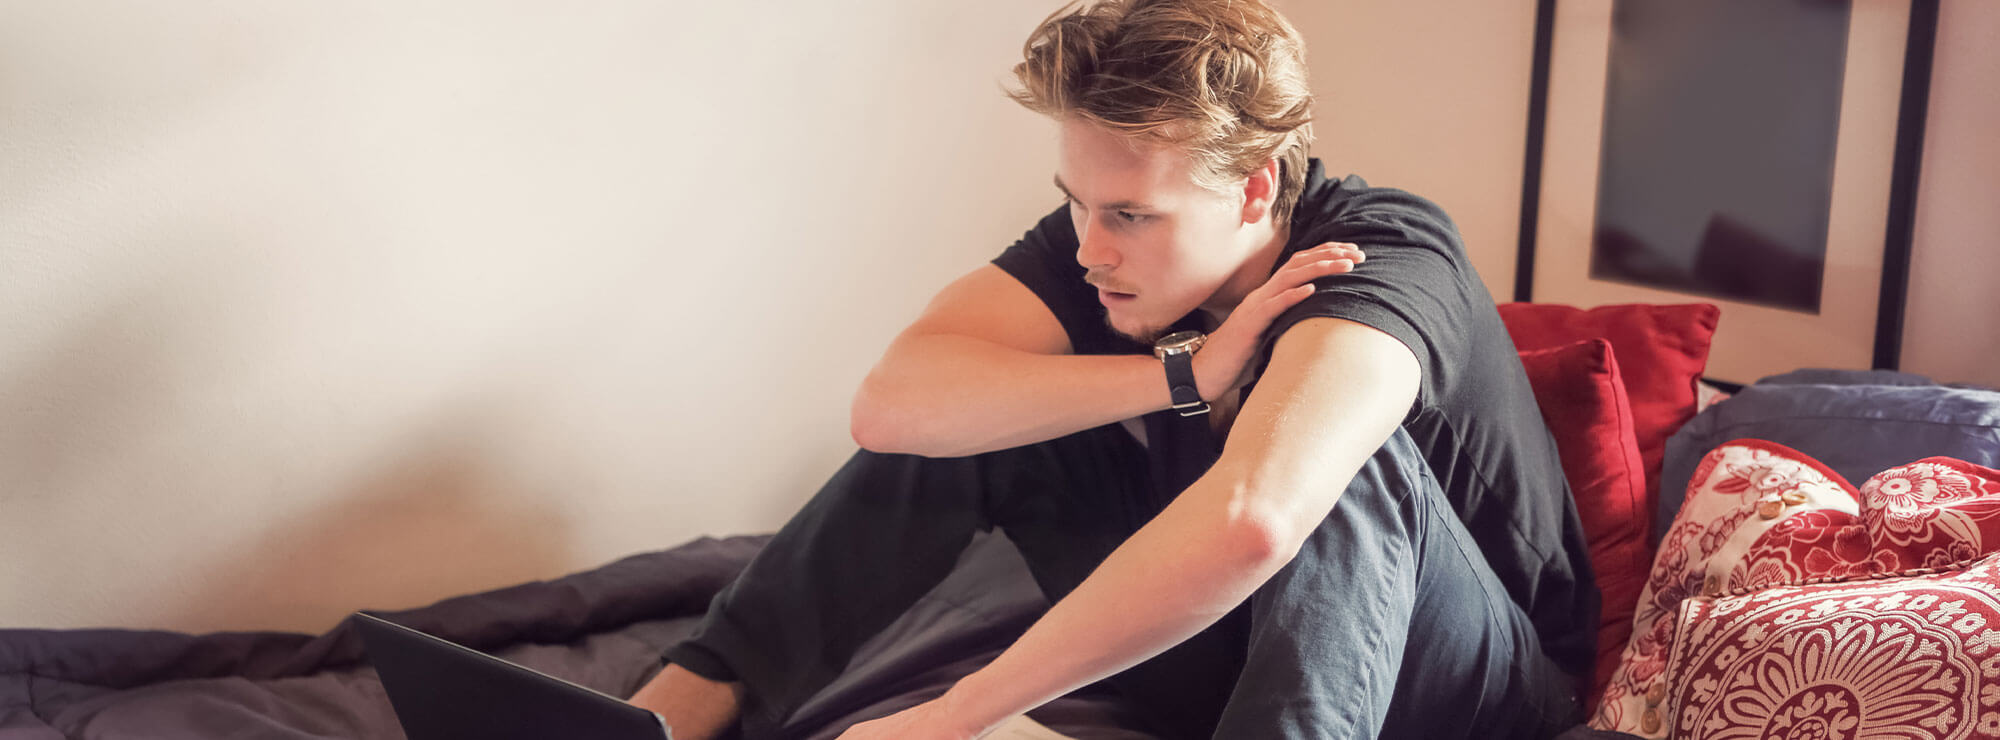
[1239,158,1281,226]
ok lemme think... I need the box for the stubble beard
[1104,312,1173,346]
[1088,271,1173,345]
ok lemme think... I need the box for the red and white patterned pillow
[1666,552,2000,738]
[1593,440,1863,735]
[1592,440,2000,738]
[1863,458,2000,573]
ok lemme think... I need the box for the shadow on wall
[0,218,580,633]
[161,415,579,635]
[1,277,179,504]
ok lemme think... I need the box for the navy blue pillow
[1654,372,2000,546]
[1753,368,1938,387]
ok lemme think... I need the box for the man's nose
[1076,219,1119,268]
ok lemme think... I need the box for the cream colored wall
[4,0,1992,634]
[0,1,1067,632]
[1900,0,2000,389]
[1279,1,1536,302]
[1293,1,1997,390]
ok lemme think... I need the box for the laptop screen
[355,612,671,740]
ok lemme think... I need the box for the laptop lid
[355,612,671,740]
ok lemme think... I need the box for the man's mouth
[1097,289,1137,306]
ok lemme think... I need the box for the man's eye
[1117,211,1145,223]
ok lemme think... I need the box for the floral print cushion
[1592,439,2000,738]
[1666,553,2000,738]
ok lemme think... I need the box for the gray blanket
[0,531,1157,739]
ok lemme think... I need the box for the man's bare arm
[850,265,1166,457]
[906,317,1421,734]
[852,246,1360,457]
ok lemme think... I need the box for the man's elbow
[849,416,907,455]
[849,383,905,454]
[1227,510,1301,571]
[849,379,942,455]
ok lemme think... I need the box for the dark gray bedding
[0,531,1157,739]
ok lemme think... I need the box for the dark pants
[662,424,1582,739]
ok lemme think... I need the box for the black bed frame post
[1875,0,1940,371]
[1515,0,1558,304]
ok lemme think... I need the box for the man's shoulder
[1290,163,1463,249]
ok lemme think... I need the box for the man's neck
[1199,217,1292,327]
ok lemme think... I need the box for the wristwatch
[1153,330,1210,417]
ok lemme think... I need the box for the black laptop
[355,612,672,739]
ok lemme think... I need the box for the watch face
[1155,330,1205,353]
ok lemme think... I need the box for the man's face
[1055,117,1255,344]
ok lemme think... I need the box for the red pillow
[1497,303,1721,521]
[1516,338,1650,709]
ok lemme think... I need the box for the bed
[6,302,1996,739]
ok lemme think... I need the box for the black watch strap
[1162,350,1209,417]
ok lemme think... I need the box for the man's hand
[625,663,745,740]
[1194,241,1363,400]
[833,697,987,740]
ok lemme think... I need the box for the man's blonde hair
[1008,0,1315,225]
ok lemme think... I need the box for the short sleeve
[991,204,1126,356]
[1261,187,1481,410]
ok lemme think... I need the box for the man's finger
[1287,243,1348,262]
[1306,241,1365,262]
[1261,283,1318,319]
[1274,258,1355,286]
[1318,242,1365,262]
[1250,251,1355,305]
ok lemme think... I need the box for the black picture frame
[1515,0,1938,387]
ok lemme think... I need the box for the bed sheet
[0,531,1160,739]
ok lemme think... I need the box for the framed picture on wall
[1515,0,1938,387]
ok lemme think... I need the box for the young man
[629,1,1597,737]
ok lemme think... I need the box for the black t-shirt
[991,159,1599,679]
